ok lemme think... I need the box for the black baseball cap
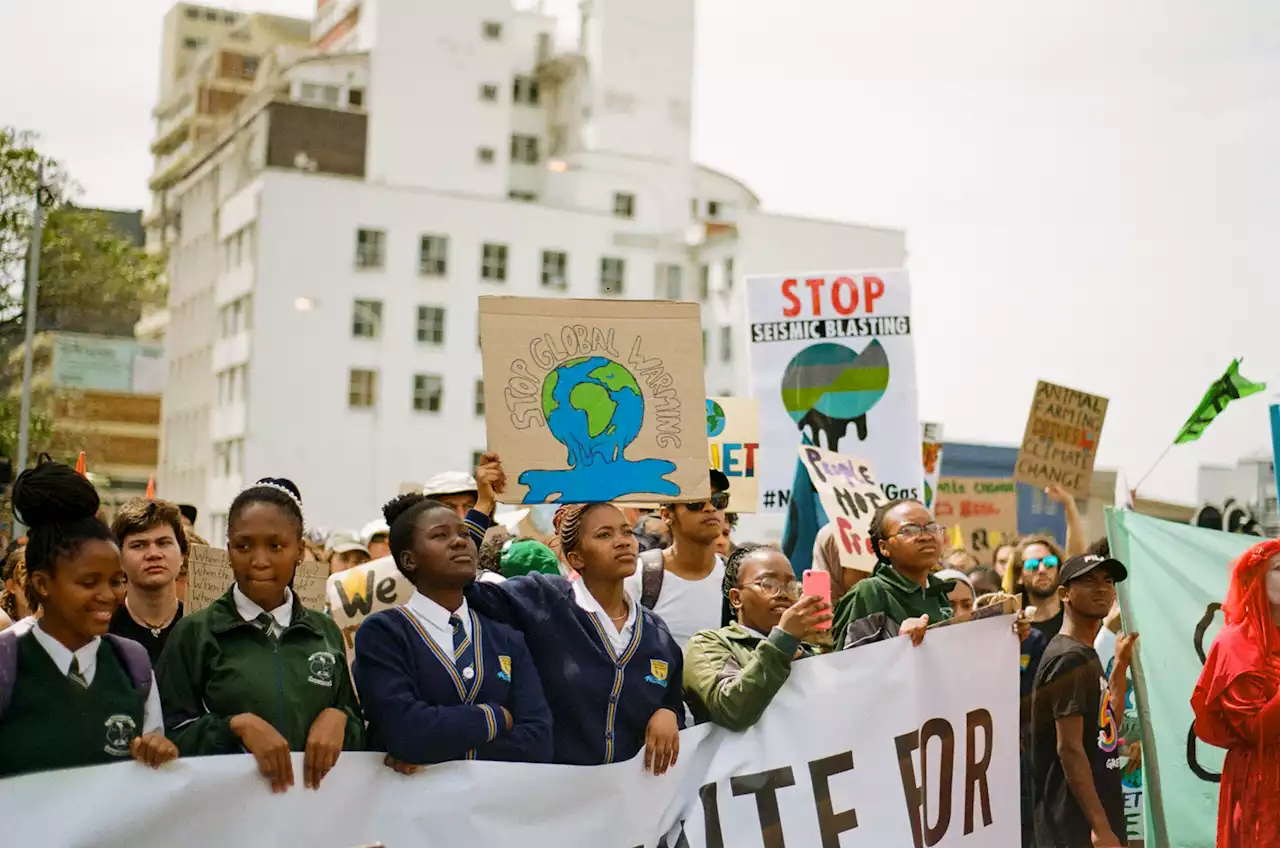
[1059,553,1128,586]
[179,504,198,524]
[710,469,730,493]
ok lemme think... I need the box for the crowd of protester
[0,454,1145,847]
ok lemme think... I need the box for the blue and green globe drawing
[781,340,890,448]
[706,399,726,438]
[518,356,679,503]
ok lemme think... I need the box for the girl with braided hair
[0,457,177,777]
[1192,538,1280,847]
[466,502,685,772]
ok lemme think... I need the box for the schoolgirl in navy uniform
[157,478,364,793]
[0,459,178,778]
[466,502,684,774]
[353,493,552,768]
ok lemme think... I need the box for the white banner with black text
[0,616,1019,847]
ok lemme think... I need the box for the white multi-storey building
[157,0,907,537]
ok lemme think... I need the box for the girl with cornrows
[0,458,178,778]
[157,478,364,793]
[466,501,685,773]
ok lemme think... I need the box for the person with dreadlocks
[0,458,178,778]
[830,498,951,649]
[682,544,829,730]
[466,501,685,773]
[157,478,363,793]
[1192,538,1280,847]
[354,492,551,770]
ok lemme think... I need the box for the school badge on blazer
[308,651,337,687]
[497,655,512,682]
[645,659,669,688]
[103,714,138,757]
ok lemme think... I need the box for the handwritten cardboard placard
[934,477,1019,557]
[327,557,413,658]
[1014,381,1109,498]
[798,444,888,573]
[707,397,759,514]
[185,544,328,614]
[479,296,711,505]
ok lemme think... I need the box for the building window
[723,257,735,291]
[349,369,378,409]
[541,250,568,290]
[600,257,626,296]
[352,299,383,339]
[348,87,365,107]
[223,12,237,23]
[720,326,732,363]
[477,147,496,165]
[241,56,259,78]
[413,374,444,413]
[416,306,446,344]
[474,380,485,416]
[183,37,202,50]
[483,21,503,40]
[699,264,710,300]
[481,243,508,282]
[419,234,448,276]
[656,264,682,300]
[613,192,636,220]
[513,75,540,105]
[321,85,340,106]
[510,134,540,165]
[356,228,385,269]
[508,191,537,203]
[185,8,199,19]
[472,450,485,469]
[702,329,708,361]
[205,10,219,21]
[707,200,723,219]
[480,83,500,102]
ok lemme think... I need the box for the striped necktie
[256,612,278,641]
[68,656,89,689]
[450,614,476,683]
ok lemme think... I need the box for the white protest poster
[798,445,888,572]
[326,556,412,658]
[746,270,921,513]
[0,618,1020,847]
[707,396,759,513]
[187,545,328,614]
[479,297,710,505]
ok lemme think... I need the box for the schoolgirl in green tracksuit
[156,478,363,793]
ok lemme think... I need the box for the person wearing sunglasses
[624,470,732,652]
[1014,536,1070,642]
[683,544,830,730]
[831,499,954,649]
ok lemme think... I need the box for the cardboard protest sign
[934,477,1019,557]
[1014,380,1109,498]
[921,421,944,510]
[185,544,327,614]
[707,397,759,513]
[747,270,921,514]
[327,557,412,658]
[798,445,888,573]
[479,297,710,505]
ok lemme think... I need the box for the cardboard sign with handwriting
[480,297,710,505]
[1014,380,1109,498]
[934,477,1019,557]
[798,444,888,573]
[326,557,413,658]
[185,544,328,614]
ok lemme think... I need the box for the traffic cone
[146,475,156,499]
[75,452,86,477]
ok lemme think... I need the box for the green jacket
[832,562,954,648]
[156,590,364,756]
[683,622,811,731]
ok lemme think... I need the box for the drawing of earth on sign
[781,341,889,449]
[518,356,679,503]
[706,399,727,438]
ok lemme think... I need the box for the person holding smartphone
[683,544,830,730]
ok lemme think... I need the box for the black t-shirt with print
[1029,634,1127,848]
[108,603,183,666]
[1032,607,1064,642]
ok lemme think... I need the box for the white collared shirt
[404,591,471,658]
[232,584,294,638]
[572,578,637,655]
[31,622,163,734]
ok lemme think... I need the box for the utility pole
[14,163,44,535]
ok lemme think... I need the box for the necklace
[127,598,178,638]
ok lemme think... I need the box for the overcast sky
[3,0,1279,504]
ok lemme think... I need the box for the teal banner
[1105,509,1255,848]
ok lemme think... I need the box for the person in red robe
[1192,537,1280,847]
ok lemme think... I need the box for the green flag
[1173,359,1266,444]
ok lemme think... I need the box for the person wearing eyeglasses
[1013,536,1070,642]
[624,470,732,651]
[831,499,954,649]
[683,544,830,730]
